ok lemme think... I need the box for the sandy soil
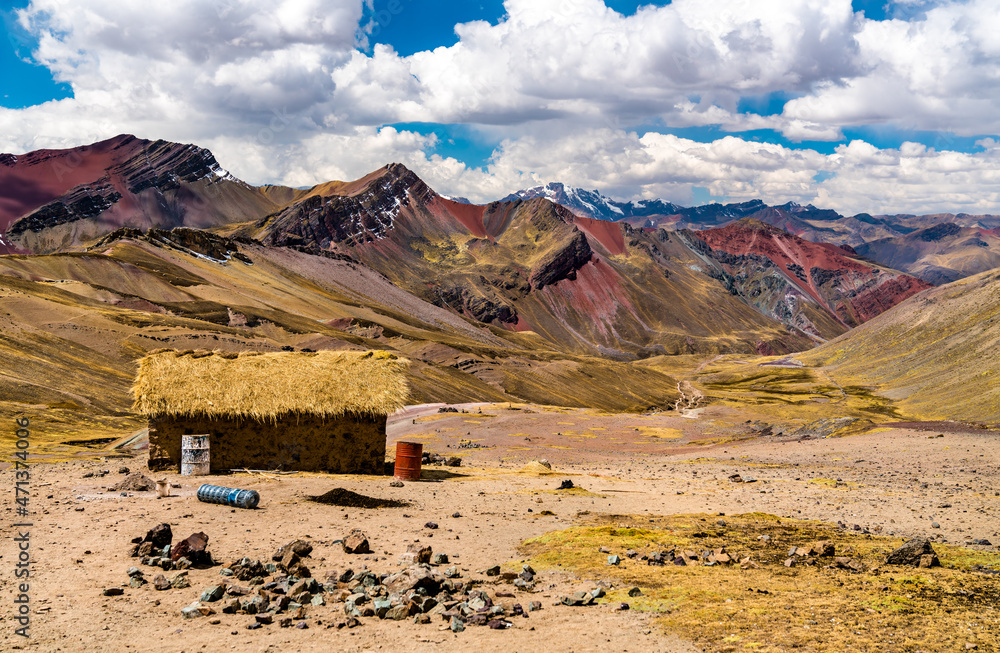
[1,404,998,653]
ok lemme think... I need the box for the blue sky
[1,1,71,108]
[1,0,998,215]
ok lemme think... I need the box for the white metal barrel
[180,434,210,476]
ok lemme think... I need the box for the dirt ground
[1,403,998,652]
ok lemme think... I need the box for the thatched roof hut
[133,349,410,473]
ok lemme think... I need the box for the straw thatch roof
[132,349,410,421]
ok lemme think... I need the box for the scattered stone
[607,555,621,565]
[558,479,574,490]
[560,591,595,606]
[425,521,439,530]
[172,532,210,564]
[400,543,433,565]
[153,574,171,591]
[432,553,449,565]
[343,529,371,554]
[385,605,409,621]
[143,523,173,549]
[170,571,191,589]
[389,480,404,488]
[103,587,124,596]
[484,565,501,577]
[728,474,743,483]
[831,557,865,572]
[528,601,542,612]
[806,540,836,557]
[274,540,313,561]
[201,585,226,602]
[627,587,642,597]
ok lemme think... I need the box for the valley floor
[1,404,998,652]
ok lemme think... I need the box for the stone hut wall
[147,413,386,473]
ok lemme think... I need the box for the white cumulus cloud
[0,0,997,216]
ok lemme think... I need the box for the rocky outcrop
[1,134,277,253]
[262,163,427,248]
[10,182,123,236]
[689,219,931,332]
[94,226,254,264]
[529,230,593,290]
[433,285,518,325]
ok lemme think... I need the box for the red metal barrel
[393,441,423,480]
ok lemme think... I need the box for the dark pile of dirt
[109,472,157,491]
[307,488,410,508]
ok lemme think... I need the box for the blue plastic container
[196,484,260,509]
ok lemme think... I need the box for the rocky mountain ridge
[505,183,1000,283]
[247,163,928,356]
[0,134,279,254]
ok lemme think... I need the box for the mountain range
[1,134,997,441]
[504,183,1000,284]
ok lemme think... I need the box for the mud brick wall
[147,413,387,473]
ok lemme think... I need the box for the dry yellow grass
[520,512,1000,652]
[132,349,409,420]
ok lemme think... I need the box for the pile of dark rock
[782,539,865,571]
[642,545,744,567]
[157,531,542,632]
[422,452,462,467]
[884,538,941,569]
[127,523,213,572]
[117,524,213,594]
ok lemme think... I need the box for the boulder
[274,540,313,561]
[343,529,371,555]
[144,523,172,549]
[171,532,209,564]
[400,544,433,565]
[885,538,939,567]
[384,565,444,596]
